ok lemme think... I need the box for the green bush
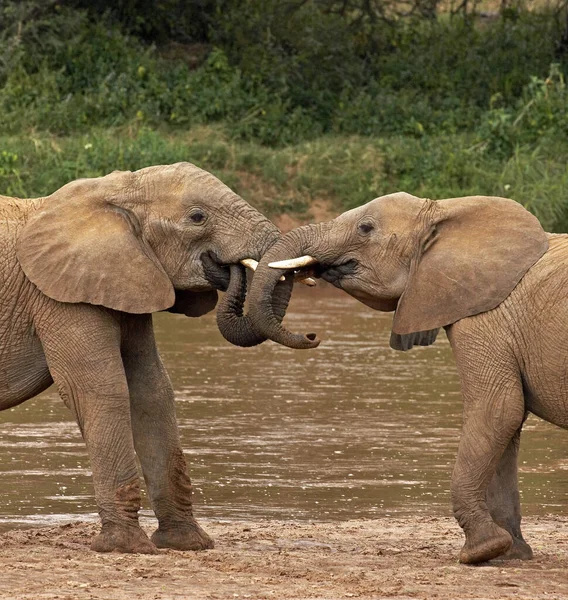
[0,4,566,144]
[479,64,568,158]
[0,2,567,232]
[499,144,568,232]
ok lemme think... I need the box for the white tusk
[298,277,317,287]
[240,258,258,271]
[268,255,318,270]
[240,258,287,282]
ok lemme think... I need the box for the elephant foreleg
[36,304,156,554]
[448,320,531,564]
[121,314,213,551]
[450,360,527,563]
[486,425,533,560]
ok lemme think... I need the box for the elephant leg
[450,357,527,563]
[120,314,213,551]
[486,426,533,560]
[35,305,156,554]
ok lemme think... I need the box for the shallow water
[0,287,566,530]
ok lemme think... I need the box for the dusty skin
[0,517,566,600]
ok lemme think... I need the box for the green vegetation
[0,1,567,230]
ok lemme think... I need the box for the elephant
[0,162,294,554]
[246,191,566,564]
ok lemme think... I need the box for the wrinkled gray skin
[248,192,567,564]
[1,162,291,554]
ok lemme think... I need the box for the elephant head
[247,192,549,350]
[16,162,291,346]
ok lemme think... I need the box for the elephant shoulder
[543,233,568,258]
[522,233,568,284]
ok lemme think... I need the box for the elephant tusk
[268,255,318,270]
[240,258,259,271]
[241,258,315,286]
[240,258,286,282]
[297,275,317,286]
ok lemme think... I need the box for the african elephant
[247,192,565,564]
[1,162,292,554]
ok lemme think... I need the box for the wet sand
[1,516,567,600]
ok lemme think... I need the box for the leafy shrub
[0,3,566,144]
[0,1,567,233]
[499,145,568,232]
[478,64,568,158]
[0,149,25,196]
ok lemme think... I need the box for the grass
[1,125,567,231]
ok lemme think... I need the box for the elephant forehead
[134,163,230,200]
[136,162,201,181]
[346,193,428,233]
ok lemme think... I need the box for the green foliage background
[0,0,567,230]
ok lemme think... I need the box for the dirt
[0,516,567,600]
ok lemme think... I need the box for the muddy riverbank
[0,516,567,600]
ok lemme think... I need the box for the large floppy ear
[392,196,548,343]
[167,289,218,317]
[16,178,175,314]
[389,328,440,352]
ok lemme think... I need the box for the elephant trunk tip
[306,332,320,347]
[275,330,320,349]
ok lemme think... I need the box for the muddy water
[0,287,566,530]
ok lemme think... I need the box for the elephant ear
[167,289,218,317]
[390,328,440,352]
[391,196,548,346]
[16,181,175,314]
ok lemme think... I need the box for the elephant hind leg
[486,423,533,561]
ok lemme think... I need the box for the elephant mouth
[201,252,297,291]
[317,260,358,287]
[201,253,267,347]
[200,251,233,291]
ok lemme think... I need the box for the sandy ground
[0,516,566,600]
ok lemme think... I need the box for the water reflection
[0,287,566,529]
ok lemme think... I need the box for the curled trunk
[247,225,324,349]
[214,214,288,347]
[216,264,294,347]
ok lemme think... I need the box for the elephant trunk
[215,264,261,346]
[216,263,296,347]
[247,224,325,350]
[215,220,295,347]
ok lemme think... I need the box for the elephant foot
[91,523,158,554]
[494,536,533,561]
[459,523,512,564]
[151,520,214,551]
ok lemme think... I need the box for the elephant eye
[188,209,207,225]
[358,222,374,235]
